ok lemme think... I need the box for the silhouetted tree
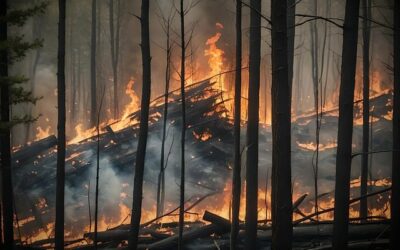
[360,0,371,221]
[332,0,360,249]
[230,0,242,249]
[128,0,151,249]
[271,0,292,249]
[178,0,186,249]
[90,0,97,127]
[55,0,66,249]
[390,0,400,249]
[0,1,45,248]
[245,0,261,249]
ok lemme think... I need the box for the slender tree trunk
[360,0,371,221]
[332,1,360,249]
[0,0,14,248]
[271,0,292,249]
[287,0,295,97]
[55,0,66,249]
[390,0,400,249]
[128,0,151,249]
[0,203,2,246]
[90,0,97,127]
[245,0,261,249]
[156,12,172,218]
[230,1,242,249]
[109,0,120,119]
[178,0,186,249]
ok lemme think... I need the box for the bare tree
[178,0,186,249]
[128,0,151,248]
[391,1,400,249]
[55,0,66,249]
[156,3,174,218]
[90,0,97,127]
[245,0,261,249]
[230,0,242,249]
[360,0,371,221]
[332,0,360,249]
[271,0,292,249]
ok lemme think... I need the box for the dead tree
[245,0,261,249]
[391,0,400,249]
[156,3,174,218]
[128,0,151,249]
[109,0,121,119]
[360,0,371,221]
[230,0,242,249]
[55,0,66,249]
[271,0,292,249]
[0,0,13,248]
[90,0,97,127]
[332,1,360,249]
[178,0,186,249]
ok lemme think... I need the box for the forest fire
[3,0,398,248]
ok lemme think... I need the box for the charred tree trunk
[55,0,66,249]
[271,0,292,249]
[332,1,360,249]
[391,0,400,249]
[0,0,14,248]
[109,0,120,119]
[230,0,242,249]
[90,0,97,127]
[156,9,173,218]
[178,0,186,249]
[128,0,151,249]
[360,0,371,221]
[245,0,261,249]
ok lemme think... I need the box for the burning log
[12,135,57,166]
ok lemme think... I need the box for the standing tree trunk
[287,0,295,97]
[55,0,66,249]
[90,0,97,127]
[332,1,360,249]
[178,0,186,249]
[245,0,261,249]
[128,0,151,249]
[0,0,14,248]
[156,8,173,218]
[271,0,292,249]
[390,0,400,249]
[230,0,242,249]
[360,0,371,221]
[109,0,120,119]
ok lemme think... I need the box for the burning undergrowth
[11,76,393,245]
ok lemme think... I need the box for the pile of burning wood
[11,79,393,249]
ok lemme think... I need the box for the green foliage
[0,1,48,27]
[0,1,48,129]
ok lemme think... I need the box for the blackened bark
[55,0,66,249]
[128,0,151,249]
[0,0,14,248]
[178,0,186,249]
[230,1,242,249]
[245,0,261,249]
[332,1,360,249]
[390,0,400,249]
[360,0,371,221]
[90,0,97,127]
[271,0,292,249]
